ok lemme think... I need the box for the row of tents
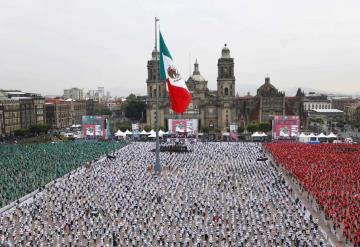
[298,132,338,143]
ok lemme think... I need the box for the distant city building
[0,105,3,137]
[146,45,304,130]
[0,99,20,136]
[303,92,332,111]
[85,87,109,102]
[85,90,96,100]
[66,99,86,125]
[45,99,72,129]
[344,102,360,123]
[45,98,101,129]
[332,98,360,111]
[97,87,105,98]
[63,87,84,100]
[0,90,45,136]
[308,109,344,130]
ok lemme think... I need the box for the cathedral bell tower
[217,44,235,130]
[146,49,166,128]
[217,44,235,98]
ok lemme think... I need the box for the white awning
[251,132,262,137]
[124,129,132,135]
[327,132,338,138]
[317,133,327,138]
[140,130,150,135]
[115,130,126,137]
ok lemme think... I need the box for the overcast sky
[0,0,359,97]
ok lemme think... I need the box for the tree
[258,122,271,132]
[214,128,221,133]
[144,125,151,132]
[246,124,258,133]
[94,107,111,116]
[29,124,50,135]
[117,122,131,132]
[126,93,137,102]
[201,127,210,133]
[14,128,29,137]
[125,100,146,122]
[237,127,244,133]
[122,94,146,122]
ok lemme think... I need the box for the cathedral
[146,44,304,131]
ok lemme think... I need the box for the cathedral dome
[189,74,206,82]
[188,59,206,82]
[221,44,231,58]
[257,76,283,96]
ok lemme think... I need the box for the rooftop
[312,109,343,113]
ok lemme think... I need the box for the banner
[132,123,140,138]
[272,115,300,139]
[168,119,198,135]
[82,116,110,140]
[229,124,238,141]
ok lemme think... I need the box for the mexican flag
[159,32,192,114]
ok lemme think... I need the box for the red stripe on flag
[167,79,192,114]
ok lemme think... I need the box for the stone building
[67,99,86,125]
[344,103,360,123]
[0,99,21,136]
[0,106,3,138]
[332,98,359,111]
[0,90,45,136]
[0,91,46,128]
[45,99,72,129]
[146,45,304,131]
[303,92,331,112]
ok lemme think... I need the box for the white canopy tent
[260,132,267,137]
[140,130,150,135]
[251,132,265,141]
[308,133,317,140]
[222,132,230,136]
[326,132,338,139]
[114,130,126,137]
[124,129,132,135]
[316,133,327,139]
[159,130,165,137]
[148,132,156,138]
[298,133,309,143]
[251,132,262,137]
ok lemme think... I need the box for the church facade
[146,45,305,131]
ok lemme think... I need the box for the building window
[224,88,229,96]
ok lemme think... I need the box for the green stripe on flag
[159,32,172,80]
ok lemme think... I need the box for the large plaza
[0,142,341,246]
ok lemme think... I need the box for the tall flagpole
[154,16,161,174]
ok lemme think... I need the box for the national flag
[159,32,192,114]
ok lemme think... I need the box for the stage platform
[151,144,190,153]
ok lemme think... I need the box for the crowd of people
[265,143,360,245]
[0,142,328,246]
[0,140,127,208]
